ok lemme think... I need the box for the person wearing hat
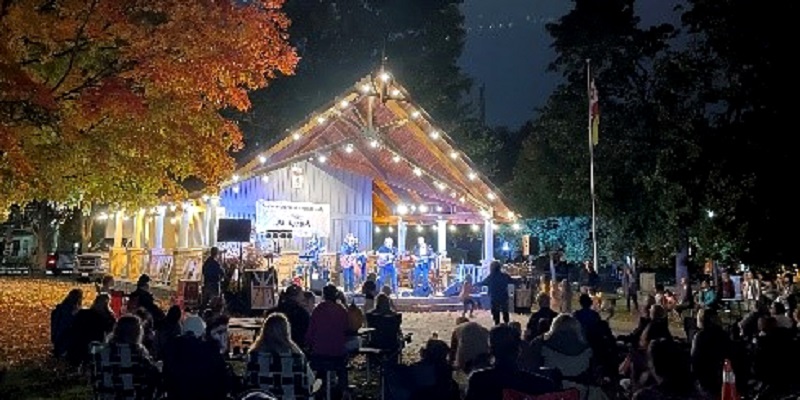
[127,274,165,321]
[162,313,233,399]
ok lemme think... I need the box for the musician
[412,237,434,296]
[376,237,398,293]
[340,233,359,292]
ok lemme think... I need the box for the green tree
[237,0,487,165]
[511,0,677,266]
[680,0,796,266]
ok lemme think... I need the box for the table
[229,317,263,341]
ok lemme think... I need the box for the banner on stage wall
[255,200,331,238]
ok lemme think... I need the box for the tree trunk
[80,209,93,252]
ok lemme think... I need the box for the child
[460,276,475,318]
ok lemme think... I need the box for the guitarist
[340,234,359,293]
[412,237,434,296]
[376,237,397,293]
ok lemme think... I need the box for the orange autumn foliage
[0,277,170,367]
[0,0,297,209]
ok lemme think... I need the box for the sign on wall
[255,200,331,238]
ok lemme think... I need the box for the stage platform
[346,286,486,313]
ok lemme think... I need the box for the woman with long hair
[93,315,160,399]
[246,313,315,399]
[532,314,605,398]
[67,294,115,366]
[51,288,83,357]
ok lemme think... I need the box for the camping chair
[503,388,580,400]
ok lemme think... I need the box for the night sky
[460,0,681,128]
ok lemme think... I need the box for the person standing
[622,267,639,313]
[480,261,514,325]
[376,237,398,293]
[202,247,225,306]
[742,271,761,311]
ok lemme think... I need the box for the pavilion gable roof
[222,71,517,223]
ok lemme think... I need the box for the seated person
[466,325,557,400]
[366,294,403,355]
[90,315,160,399]
[246,314,315,400]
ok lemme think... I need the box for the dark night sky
[459,0,682,128]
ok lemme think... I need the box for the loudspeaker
[522,235,530,256]
[217,219,252,242]
[522,235,540,256]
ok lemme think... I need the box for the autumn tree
[0,0,297,212]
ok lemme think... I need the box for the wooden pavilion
[105,70,517,289]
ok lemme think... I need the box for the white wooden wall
[219,161,373,252]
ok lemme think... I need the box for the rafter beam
[385,100,477,200]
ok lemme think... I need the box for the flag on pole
[589,78,600,146]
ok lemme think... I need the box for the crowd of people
[47,262,800,400]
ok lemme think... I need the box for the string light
[416,225,424,232]
[397,204,409,215]
[218,69,523,222]
[388,226,394,233]
[471,224,479,232]
[375,226,381,233]
[419,204,429,213]
[449,225,457,232]
[512,223,521,231]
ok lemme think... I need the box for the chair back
[502,388,580,400]
[365,312,402,352]
[236,389,279,400]
[383,363,436,400]
[90,342,154,400]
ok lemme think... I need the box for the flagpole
[587,59,599,272]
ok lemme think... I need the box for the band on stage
[335,233,438,296]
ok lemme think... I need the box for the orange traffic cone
[722,359,740,400]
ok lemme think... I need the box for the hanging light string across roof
[212,71,516,221]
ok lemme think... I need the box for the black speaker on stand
[217,219,252,312]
